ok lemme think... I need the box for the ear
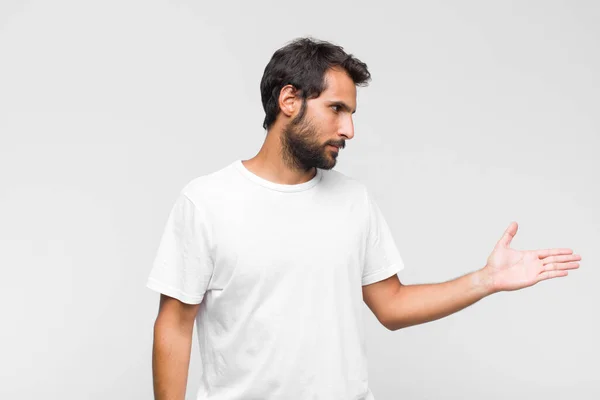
[278,84,301,118]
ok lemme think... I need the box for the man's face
[281,68,357,171]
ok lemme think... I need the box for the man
[146,37,581,399]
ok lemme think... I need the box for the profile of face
[280,68,357,171]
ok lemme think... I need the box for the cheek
[318,112,338,131]
[306,110,337,139]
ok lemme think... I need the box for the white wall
[1,0,598,398]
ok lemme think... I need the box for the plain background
[1,0,598,399]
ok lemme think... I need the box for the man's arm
[363,222,580,331]
[363,269,494,331]
[152,294,201,400]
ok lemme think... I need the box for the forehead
[320,68,357,102]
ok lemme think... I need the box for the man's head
[260,37,371,171]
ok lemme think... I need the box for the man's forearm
[387,268,497,331]
[152,318,194,400]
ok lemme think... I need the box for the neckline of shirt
[233,159,323,193]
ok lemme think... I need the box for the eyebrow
[329,101,356,114]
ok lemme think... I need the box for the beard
[280,111,343,172]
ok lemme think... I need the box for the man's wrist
[473,266,499,297]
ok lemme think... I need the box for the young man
[146,37,581,399]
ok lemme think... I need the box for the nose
[339,115,354,140]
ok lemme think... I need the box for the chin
[319,158,337,170]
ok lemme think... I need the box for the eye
[331,105,341,113]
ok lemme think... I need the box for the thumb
[498,221,518,249]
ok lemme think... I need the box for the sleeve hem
[146,278,205,305]
[362,262,405,286]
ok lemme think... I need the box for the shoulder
[179,160,239,205]
[320,168,369,198]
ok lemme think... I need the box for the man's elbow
[381,314,405,331]
[384,321,403,331]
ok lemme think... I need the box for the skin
[370,223,582,331]
[152,294,199,400]
[151,66,582,398]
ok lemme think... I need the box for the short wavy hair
[260,37,371,131]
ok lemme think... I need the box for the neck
[242,129,317,185]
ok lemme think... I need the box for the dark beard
[280,113,339,172]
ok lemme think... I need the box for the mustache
[327,141,345,149]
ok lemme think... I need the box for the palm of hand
[484,222,581,292]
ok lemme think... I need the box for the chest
[207,194,368,293]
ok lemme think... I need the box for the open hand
[483,222,581,292]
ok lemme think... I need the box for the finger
[537,248,573,259]
[544,261,580,272]
[500,222,518,247]
[542,254,582,265]
[538,270,569,281]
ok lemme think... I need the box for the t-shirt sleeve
[146,191,215,304]
[362,188,405,286]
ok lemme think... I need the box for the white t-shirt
[146,159,405,400]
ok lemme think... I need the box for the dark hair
[260,37,371,131]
